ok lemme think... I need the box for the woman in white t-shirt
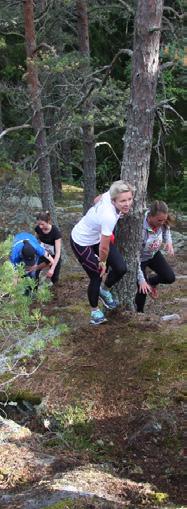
[70,180,134,325]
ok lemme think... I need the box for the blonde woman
[70,181,134,325]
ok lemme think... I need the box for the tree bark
[23,0,58,226]
[61,138,73,182]
[117,0,164,308]
[76,0,96,213]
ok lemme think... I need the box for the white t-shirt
[71,191,120,246]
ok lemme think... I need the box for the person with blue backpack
[10,231,55,293]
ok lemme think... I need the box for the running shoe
[99,287,118,309]
[90,309,107,325]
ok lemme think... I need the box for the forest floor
[0,186,185,509]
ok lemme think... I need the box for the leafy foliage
[0,0,184,204]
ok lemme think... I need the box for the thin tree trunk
[117,0,164,308]
[61,138,73,182]
[23,0,58,226]
[76,0,96,213]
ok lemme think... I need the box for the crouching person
[10,231,55,295]
[135,201,175,313]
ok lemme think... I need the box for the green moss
[150,491,168,504]
[62,273,85,282]
[64,206,83,213]
[64,303,89,315]
[7,389,42,405]
[40,499,85,509]
[0,372,13,385]
[45,438,64,448]
[61,183,83,202]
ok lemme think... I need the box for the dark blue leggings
[70,236,127,307]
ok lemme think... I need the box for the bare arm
[94,194,102,205]
[98,235,111,276]
[45,239,61,278]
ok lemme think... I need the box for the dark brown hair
[36,210,51,222]
[148,200,168,217]
[148,201,176,227]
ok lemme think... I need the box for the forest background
[0,0,185,216]
[0,3,185,506]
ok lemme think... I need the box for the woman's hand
[25,264,37,273]
[139,280,151,294]
[46,266,54,278]
[165,242,174,256]
[99,261,107,277]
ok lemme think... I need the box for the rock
[161,314,181,321]
[0,415,31,443]
[130,465,144,475]
[171,230,185,252]
[7,195,42,209]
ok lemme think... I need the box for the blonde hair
[109,180,134,200]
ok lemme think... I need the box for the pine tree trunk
[23,0,58,226]
[76,0,96,213]
[61,139,73,182]
[117,0,164,308]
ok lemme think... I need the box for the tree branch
[163,6,184,19]
[101,48,133,87]
[162,16,177,38]
[160,104,184,123]
[0,124,31,140]
[117,0,134,14]
[155,110,167,134]
[75,48,132,109]
[159,61,175,72]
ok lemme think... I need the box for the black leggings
[70,236,127,307]
[135,250,175,312]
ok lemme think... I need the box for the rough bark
[76,0,96,213]
[23,0,58,226]
[0,94,3,134]
[117,0,164,308]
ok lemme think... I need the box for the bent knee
[117,262,127,278]
[167,271,175,284]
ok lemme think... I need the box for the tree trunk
[23,0,58,226]
[0,94,3,134]
[76,0,96,213]
[117,0,164,308]
[50,149,62,199]
[61,138,73,182]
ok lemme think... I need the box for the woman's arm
[162,226,174,255]
[94,194,102,205]
[98,235,111,276]
[45,238,61,278]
